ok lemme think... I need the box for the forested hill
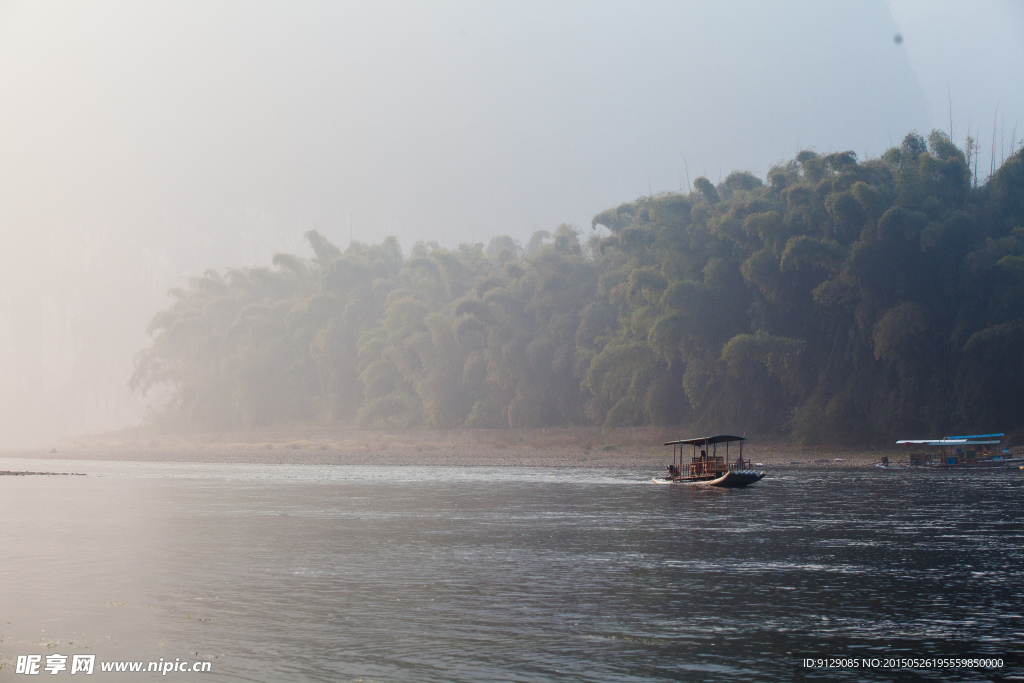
[130,132,1024,444]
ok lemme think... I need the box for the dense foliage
[130,132,1024,443]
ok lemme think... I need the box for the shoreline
[0,426,901,469]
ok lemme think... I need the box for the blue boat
[884,433,1024,468]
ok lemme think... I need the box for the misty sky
[0,0,1021,447]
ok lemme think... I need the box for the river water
[1,458,1021,681]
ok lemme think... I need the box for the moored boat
[653,434,765,487]
[889,433,1024,468]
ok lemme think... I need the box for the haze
[0,0,1020,447]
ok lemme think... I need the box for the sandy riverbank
[0,426,901,468]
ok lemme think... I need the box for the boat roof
[897,433,1003,446]
[665,434,745,446]
[897,438,1002,446]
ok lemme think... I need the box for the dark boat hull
[880,458,1024,469]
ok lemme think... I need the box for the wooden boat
[891,433,1024,469]
[653,434,765,487]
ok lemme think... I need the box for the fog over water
[0,0,1021,447]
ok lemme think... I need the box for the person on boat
[667,464,680,478]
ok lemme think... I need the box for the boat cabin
[897,433,1006,467]
[664,434,747,482]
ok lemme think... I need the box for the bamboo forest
[129,132,1024,444]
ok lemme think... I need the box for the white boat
[892,433,1024,468]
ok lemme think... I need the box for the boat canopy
[897,437,1002,446]
[664,434,745,446]
[944,433,1003,440]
